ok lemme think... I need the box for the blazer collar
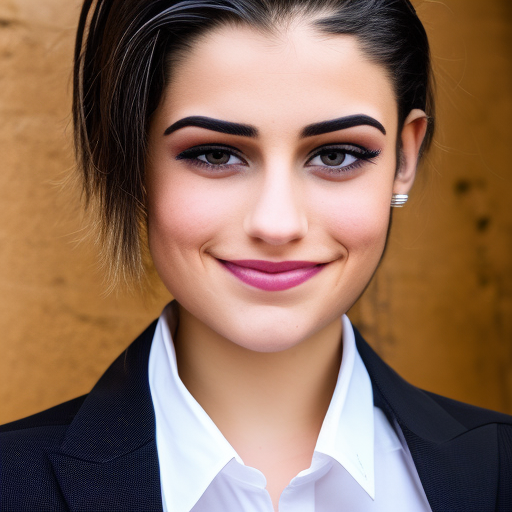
[354,326,499,512]
[48,320,163,512]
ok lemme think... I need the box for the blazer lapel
[354,327,499,512]
[48,320,163,512]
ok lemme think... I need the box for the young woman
[1,0,511,511]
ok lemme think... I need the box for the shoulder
[424,390,512,505]
[0,394,87,435]
[433,393,512,510]
[0,395,87,511]
[424,391,512,468]
[423,389,512,429]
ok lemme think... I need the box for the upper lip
[219,259,324,273]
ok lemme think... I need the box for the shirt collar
[149,302,375,512]
[149,301,240,512]
[314,314,375,498]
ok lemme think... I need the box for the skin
[146,20,427,511]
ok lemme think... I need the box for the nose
[243,167,308,245]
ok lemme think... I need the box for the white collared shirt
[148,302,431,512]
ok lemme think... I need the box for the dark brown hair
[73,0,435,282]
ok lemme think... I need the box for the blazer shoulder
[0,394,88,464]
[0,395,87,511]
[0,394,87,434]
[423,390,512,430]
[425,393,512,509]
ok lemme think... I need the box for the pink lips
[219,259,325,291]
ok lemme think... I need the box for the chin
[213,306,331,353]
[228,329,310,353]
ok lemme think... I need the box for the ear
[393,109,429,195]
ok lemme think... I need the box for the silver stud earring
[391,194,408,207]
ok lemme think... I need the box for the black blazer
[1,321,511,512]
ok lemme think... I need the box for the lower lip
[219,260,325,291]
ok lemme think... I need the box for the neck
[173,304,343,457]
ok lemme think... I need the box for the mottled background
[1,0,511,424]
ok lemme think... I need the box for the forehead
[160,22,398,135]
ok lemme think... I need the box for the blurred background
[0,0,511,424]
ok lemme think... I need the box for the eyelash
[175,143,381,174]
[306,144,381,173]
[176,145,246,171]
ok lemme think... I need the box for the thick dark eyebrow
[301,115,386,137]
[163,113,386,139]
[164,116,258,137]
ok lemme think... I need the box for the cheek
[341,198,389,255]
[149,178,212,252]
[146,171,241,273]
[311,180,392,258]
[147,175,218,301]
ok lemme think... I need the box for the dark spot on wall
[476,216,491,232]
[454,179,471,195]
[478,275,490,287]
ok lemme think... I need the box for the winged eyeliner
[163,114,386,137]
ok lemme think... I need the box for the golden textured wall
[1,0,511,424]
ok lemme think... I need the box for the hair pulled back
[73,0,434,282]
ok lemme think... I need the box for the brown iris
[320,151,345,166]
[205,150,231,165]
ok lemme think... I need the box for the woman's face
[146,22,423,352]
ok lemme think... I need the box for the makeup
[219,259,325,291]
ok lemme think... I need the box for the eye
[197,150,244,166]
[176,145,246,171]
[306,144,380,174]
[308,151,357,168]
